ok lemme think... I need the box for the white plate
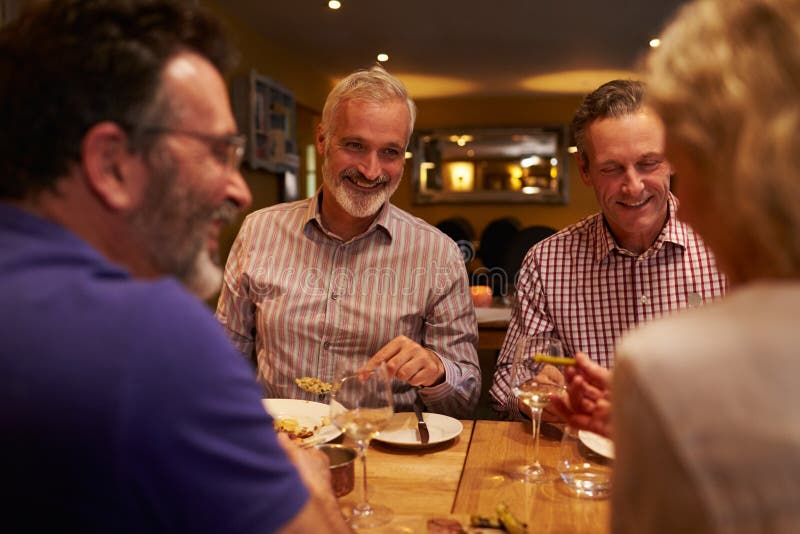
[373,412,463,448]
[262,398,341,447]
[578,430,615,459]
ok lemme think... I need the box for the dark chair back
[476,217,521,294]
[435,217,476,263]
[501,225,557,289]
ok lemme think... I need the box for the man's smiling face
[318,98,409,221]
[579,108,672,252]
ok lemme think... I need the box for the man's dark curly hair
[0,0,236,199]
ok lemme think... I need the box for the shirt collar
[0,202,129,277]
[303,188,394,243]
[593,192,687,261]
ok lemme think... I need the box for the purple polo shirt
[0,203,308,532]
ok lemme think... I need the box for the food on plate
[273,417,318,441]
[295,376,333,394]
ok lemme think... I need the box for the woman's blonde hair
[647,0,800,280]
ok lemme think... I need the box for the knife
[414,395,430,444]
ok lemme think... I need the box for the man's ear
[80,122,144,211]
[576,153,592,187]
[315,124,326,156]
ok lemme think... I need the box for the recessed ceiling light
[649,38,661,48]
[328,1,341,10]
[376,53,389,62]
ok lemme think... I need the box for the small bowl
[315,444,356,497]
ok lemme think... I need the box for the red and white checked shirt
[216,192,480,418]
[489,194,728,419]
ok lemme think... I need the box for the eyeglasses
[141,127,246,170]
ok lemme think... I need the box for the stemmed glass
[329,362,394,529]
[510,335,566,482]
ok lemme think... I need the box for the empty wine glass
[329,362,394,529]
[510,335,566,482]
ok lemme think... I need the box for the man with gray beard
[217,66,480,418]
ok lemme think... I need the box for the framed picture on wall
[231,69,300,174]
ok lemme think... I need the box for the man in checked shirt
[490,79,728,420]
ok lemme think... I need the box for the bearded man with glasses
[0,1,351,532]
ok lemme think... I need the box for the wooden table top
[338,420,474,517]
[335,418,610,533]
[454,420,610,533]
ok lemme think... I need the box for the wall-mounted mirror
[411,126,569,204]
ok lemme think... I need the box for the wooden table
[336,419,609,533]
[338,420,474,517]
[455,420,610,533]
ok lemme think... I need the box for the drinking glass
[558,425,613,498]
[329,362,394,529]
[510,336,566,482]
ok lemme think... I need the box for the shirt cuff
[417,351,456,401]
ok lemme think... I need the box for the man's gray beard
[326,165,398,219]
[128,156,236,299]
[182,201,238,299]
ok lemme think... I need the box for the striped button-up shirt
[490,194,728,419]
[216,192,480,418]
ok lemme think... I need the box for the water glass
[558,425,613,498]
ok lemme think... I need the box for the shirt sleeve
[216,217,257,363]
[417,243,481,419]
[489,247,559,420]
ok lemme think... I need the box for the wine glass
[329,362,394,529]
[510,335,566,482]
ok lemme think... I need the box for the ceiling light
[328,1,341,10]
[649,38,661,48]
[377,53,389,62]
[567,146,578,154]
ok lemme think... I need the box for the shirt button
[331,293,338,301]
[323,341,331,350]
[639,294,650,305]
